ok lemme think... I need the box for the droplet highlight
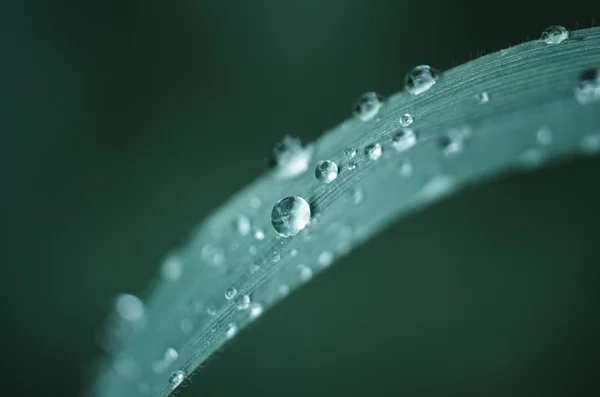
[399,113,413,127]
[225,287,237,300]
[168,371,186,389]
[271,196,311,237]
[315,160,339,183]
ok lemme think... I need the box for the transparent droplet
[160,255,182,282]
[235,215,251,236]
[351,187,364,205]
[317,251,334,267]
[344,162,357,171]
[392,128,417,152]
[519,149,545,168]
[540,25,569,44]
[581,133,600,153]
[253,228,265,240]
[399,113,413,127]
[290,248,298,257]
[249,303,264,319]
[536,127,553,146]
[352,92,384,121]
[271,196,311,237]
[439,136,464,157]
[206,306,217,316]
[574,68,600,105]
[234,294,251,310]
[315,160,339,183]
[365,143,383,160]
[168,371,186,389]
[404,65,441,95]
[297,264,313,282]
[344,147,357,159]
[278,284,290,296]
[271,136,314,178]
[201,244,225,267]
[225,287,237,300]
[180,318,194,333]
[225,323,238,339]
[475,91,490,104]
[115,294,144,322]
[397,160,413,177]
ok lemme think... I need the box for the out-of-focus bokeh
[2,1,599,396]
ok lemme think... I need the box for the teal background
[2,1,599,396]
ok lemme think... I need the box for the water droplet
[365,143,383,160]
[225,287,237,300]
[180,318,194,333]
[438,136,464,157]
[235,215,251,236]
[234,294,251,310]
[249,264,260,273]
[581,133,600,153]
[168,371,186,389]
[419,175,454,201]
[278,284,290,296]
[225,323,238,339]
[392,128,417,152]
[271,196,311,237]
[399,113,413,127]
[404,65,441,95]
[536,127,553,146]
[397,160,413,177]
[344,162,357,171]
[271,136,314,178]
[297,264,313,282]
[574,68,600,105]
[344,147,357,159]
[206,306,217,316]
[249,196,262,210]
[115,294,144,322]
[290,249,298,257]
[161,255,182,282]
[249,303,264,319]
[317,251,334,267]
[315,160,339,183]
[540,25,569,44]
[352,92,384,121]
[202,244,225,267]
[351,187,364,205]
[253,228,265,240]
[153,348,178,374]
[271,253,281,263]
[475,91,490,104]
[519,149,545,168]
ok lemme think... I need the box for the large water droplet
[392,128,417,152]
[168,371,186,389]
[352,92,384,121]
[115,294,144,322]
[253,228,265,240]
[297,264,313,282]
[225,323,238,339]
[365,143,383,160]
[315,160,339,183]
[271,136,314,178]
[271,196,311,237]
[225,287,237,300]
[540,25,569,44]
[574,68,600,105]
[399,113,413,127]
[404,65,441,95]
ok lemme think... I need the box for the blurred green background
[2,1,600,396]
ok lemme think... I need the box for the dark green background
[2,1,599,396]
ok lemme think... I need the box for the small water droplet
[168,371,186,389]
[520,149,545,168]
[419,175,454,201]
[180,318,194,333]
[439,136,464,157]
[536,127,553,146]
[581,133,600,153]
[475,91,490,104]
[397,160,413,177]
[365,143,383,160]
[317,251,334,267]
[315,160,339,183]
[351,187,364,205]
[153,348,178,374]
[540,25,569,44]
[344,147,357,159]
[234,294,251,310]
[225,287,237,300]
[206,306,217,316]
[115,294,144,322]
[253,228,265,240]
[278,284,290,296]
[249,196,262,210]
[404,65,441,95]
[235,215,251,236]
[271,196,311,237]
[392,128,417,152]
[271,136,314,178]
[574,68,600,105]
[249,303,264,319]
[297,264,313,282]
[202,244,225,267]
[290,249,298,257]
[352,92,384,121]
[344,162,357,171]
[161,255,182,282]
[225,323,238,339]
[399,113,413,127]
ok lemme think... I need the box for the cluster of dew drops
[108,25,600,394]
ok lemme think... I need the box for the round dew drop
[249,303,264,319]
[225,287,237,300]
[365,143,383,160]
[404,65,441,95]
[392,128,417,152]
[115,294,144,322]
[168,371,186,389]
[315,160,339,183]
[540,25,569,44]
[271,135,314,179]
[352,92,384,121]
[297,264,313,282]
[271,196,311,237]
[235,294,251,310]
[475,91,490,104]
[344,147,357,159]
[225,323,238,339]
[399,113,413,127]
